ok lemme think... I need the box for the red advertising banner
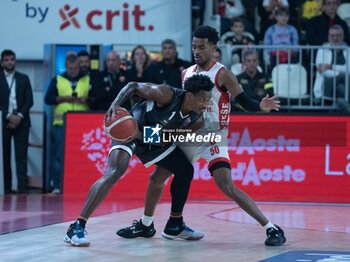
[63,113,350,203]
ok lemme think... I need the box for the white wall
[0,0,192,60]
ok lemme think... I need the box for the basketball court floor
[0,194,349,262]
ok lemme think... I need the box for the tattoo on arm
[135,84,174,106]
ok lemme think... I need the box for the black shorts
[109,139,176,168]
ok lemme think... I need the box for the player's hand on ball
[105,105,119,121]
[105,106,130,122]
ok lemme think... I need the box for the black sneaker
[116,219,156,238]
[161,222,204,240]
[64,221,90,247]
[265,225,286,246]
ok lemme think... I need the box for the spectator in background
[77,51,95,108]
[216,0,256,37]
[90,51,129,111]
[313,24,350,113]
[0,49,33,194]
[242,0,258,31]
[148,39,191,88]
[126,45,152,83]
[125,45,152,108]
[285,0,300,30]
[77,51,91,76]
[44,54,90,194]
[298,0,323,43]
[222,0,245,19]
[263,7,299,68]
[258,0,289,40]
[222,17,255,64]
[300,0,322,22]
[307,0,350,45]
[234,49,274,110]
[224,18,255,46]
[192,0,206,30]
[214,47,223,63]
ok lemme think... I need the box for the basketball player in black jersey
[117,25,286,246]
[64,74,213,247]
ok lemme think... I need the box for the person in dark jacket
[89,51,129,111]
[148,39,191,88]
[307,0,350,45]
[0,49,33,194]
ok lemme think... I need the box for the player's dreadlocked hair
[184,74,214,94]
[192,25,219,44]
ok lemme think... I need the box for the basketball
[104,107,138,142]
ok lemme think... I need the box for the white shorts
[177,129,230,170]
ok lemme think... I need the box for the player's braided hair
[184,74,213,94]
[193,25,219,44]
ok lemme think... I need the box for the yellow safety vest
[53,75,90,126]
[302,1,322,20]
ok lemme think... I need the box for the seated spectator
[307,0,350,45]
[89,51,128,111]
[258,0,289,40]
[147,39,191,88]
[263,7,299,68]
[298,0,323,43]
[242,0,258,31]
[216,0,245,19]
[300,0,322,21]
[192,0,206,30]
[313,24,350,113]
[214,47,223,63]
[215,0,256,36]
[233,49,274,111]
[221,17,255,64]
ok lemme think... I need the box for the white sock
[141,215,153,227]
[263,222,277,230]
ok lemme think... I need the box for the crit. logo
[59,4,80,30]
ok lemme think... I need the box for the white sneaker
[64,221,90,247]
[161,224,204,240]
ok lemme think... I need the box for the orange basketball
[104,107,138,142]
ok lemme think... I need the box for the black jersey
[111,87,201,167]
[131,87,200,131]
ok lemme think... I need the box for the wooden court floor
[0,194,349,262]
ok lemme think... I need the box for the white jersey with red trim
[182,62,231,131]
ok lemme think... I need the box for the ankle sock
[263,222,277,230]
[141,215,153,227]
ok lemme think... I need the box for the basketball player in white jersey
[117,26,286,246]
